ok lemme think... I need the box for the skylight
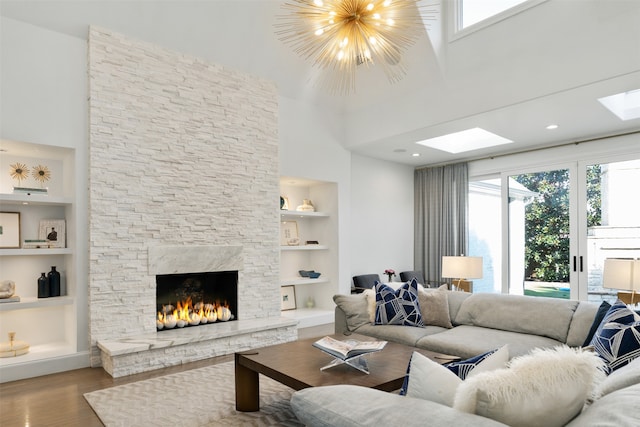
[598,89,640,121]
[416,128,513,154]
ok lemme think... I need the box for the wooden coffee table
[235,333,457,411]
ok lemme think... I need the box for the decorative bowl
[298,270,312,277]
[308,272,321,279]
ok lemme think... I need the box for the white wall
[350,154,415,284]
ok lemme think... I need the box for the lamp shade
[441,256,483,280]
[603,258,640,291]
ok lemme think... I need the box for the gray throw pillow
[418,289,453,328]
[333,294,370,331]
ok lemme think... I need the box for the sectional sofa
[333,287,599,359]
[290,286,640,426]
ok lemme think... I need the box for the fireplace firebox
[155,270,238,331]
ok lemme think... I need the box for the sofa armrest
[334,306,350,335]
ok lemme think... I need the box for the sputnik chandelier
[275,0,432,95]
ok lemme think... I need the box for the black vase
[37,273,49,298]
[48,266,61,297]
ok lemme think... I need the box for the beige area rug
[84,362,303,426]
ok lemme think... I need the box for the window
[469,178,503,293]
[468,139,640,302]
[460,0,529,28]
[454,0,547,35]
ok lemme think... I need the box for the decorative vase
[48,266,61,297]
[296,199,315,212]
[37,273,49,298]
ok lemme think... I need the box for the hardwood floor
[0,324,333,427]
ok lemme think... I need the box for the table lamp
[603,258,640,305]
[441,255,483,292]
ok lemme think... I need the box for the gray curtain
[414,162,468,283]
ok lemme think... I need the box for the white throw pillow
[453,346,606,427]
[405,345,509,406]
[363,289,376,323]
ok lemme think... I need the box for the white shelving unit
[279,177,338,328]
[0,140,86,382]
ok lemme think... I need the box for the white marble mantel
[148,245,243,275]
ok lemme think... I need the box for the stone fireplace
[88,27,297,377]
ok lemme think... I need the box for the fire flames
[156,296,233,330]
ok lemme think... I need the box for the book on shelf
[312,336,387,360]
[13,186,48,195]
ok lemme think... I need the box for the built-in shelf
[280,308,334,328]
[280,210,329,219]
[280,177,337,329]
[0,193,72,206]
[0,248,72,256]
[0,141,84,383]
[281,277,330,286]
[0,296,74,312]
[0,342,76,367]
[281,245,328,251]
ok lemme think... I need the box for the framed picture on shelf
[280,221,298,245]
[280,285,296,311]
[39,219,66,248]
[0,212,21,248]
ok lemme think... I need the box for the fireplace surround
[96,245,297,377]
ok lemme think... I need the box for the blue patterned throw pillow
[592,321,640,373]
[445,349,499,380]
[374,278,424,327]
[589,300,640,347]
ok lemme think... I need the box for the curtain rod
[415,129,640,171]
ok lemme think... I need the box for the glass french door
[579,157,640,303]
[504,166,576,298]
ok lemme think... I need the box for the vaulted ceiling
[2,0,639,166]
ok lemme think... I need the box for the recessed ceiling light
[415,128,513,154]
[393,148,407,153]
[546,124,558,130]
[412,153,420,157]
[598,89,640,121]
